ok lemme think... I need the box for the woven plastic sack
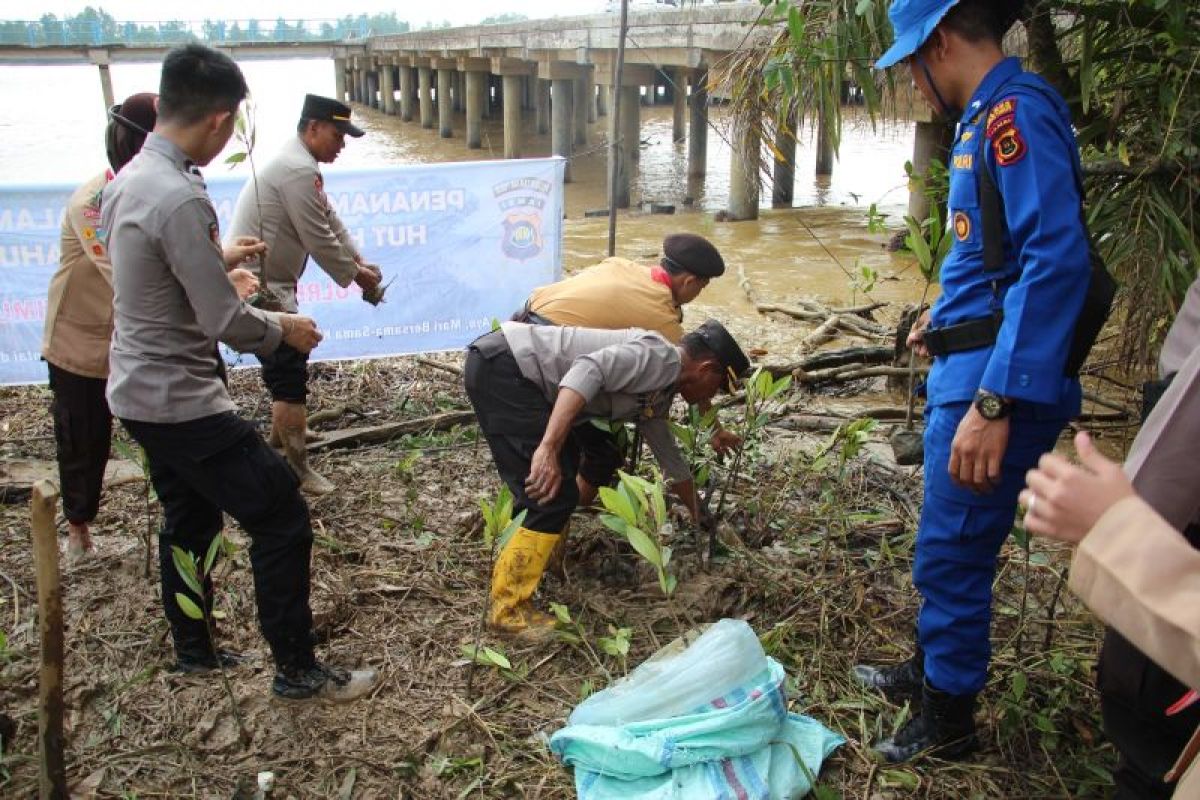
[549,619,844,799]
[569,618,767,726]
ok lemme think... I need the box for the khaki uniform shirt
[101,134,283,423]
[42,171,114,379]
[227,135,360,313]
[527,258,685,344]
[1070,494,1200,796]
[500,322,691,482]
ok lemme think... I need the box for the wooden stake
[30,479,67,800]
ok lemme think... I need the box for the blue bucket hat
[875,0,961,69]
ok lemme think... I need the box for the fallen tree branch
[417,357,463,377]
[762,345,894,377]
[307,410,476,452]
[795,365,930,385]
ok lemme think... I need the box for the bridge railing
[0,18,372,47]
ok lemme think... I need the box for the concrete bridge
[340,5,788,220]
[3,6,936,221]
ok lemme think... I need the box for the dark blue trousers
[915,401,1067,696]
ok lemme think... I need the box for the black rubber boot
[873,680,978,763]
[174,646,244,674]
[853,645,925,700]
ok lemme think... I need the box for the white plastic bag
[569,618,767,726]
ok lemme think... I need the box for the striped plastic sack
[548,620,843,799]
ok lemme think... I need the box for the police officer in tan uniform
[228,94,381,495]
[516,234,740,514]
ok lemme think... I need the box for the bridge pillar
[535,79,550,135]
[380,59,396,115]
[728,113,761,221]
[493,58,533,159]
[334,57,348,103]
[459,58,490,149]
[596,85,608,117]
[584,70,596,124]
[359,64,370,106]
[435,58,456,138]
[399,65,415,122]
[503,75,524,158]
[367,64,380,109]
[672,68,686,143]
[573,73,589,147]
[551,79,574,183]
[597,61,653,209]
[418,65,434,129]
[816,113,834,176]
[687,68,708,202]
[772,107,797,207]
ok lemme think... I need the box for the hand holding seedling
[223,235,267,269]
[281,314,323,353]
[227,267,259,300]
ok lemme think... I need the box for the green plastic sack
[549,620,843,799]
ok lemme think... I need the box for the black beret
[662,233,725,278]
[301,94,365,137]
[693,319,751,392]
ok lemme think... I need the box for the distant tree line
[0,7,413,46]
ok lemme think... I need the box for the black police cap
[300,94,365,138]
[693,319,751,392]
[662,233,725,278]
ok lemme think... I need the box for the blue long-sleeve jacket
[926,57,1090,415]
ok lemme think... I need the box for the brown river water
[0,57,925,357]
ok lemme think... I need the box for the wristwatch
[974,389,1014,420]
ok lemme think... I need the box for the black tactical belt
[923,313,1003,357]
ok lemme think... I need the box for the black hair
[660,256,685,276]
[157,44,248,125]
[680,331,718,363]
[938,0,1021,45]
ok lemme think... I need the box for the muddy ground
[0,319,1138,799]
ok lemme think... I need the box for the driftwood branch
[417,357,463,377]
[762,345,894,378]
[307,410,476,452]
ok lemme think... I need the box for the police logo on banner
[493,177,550,261]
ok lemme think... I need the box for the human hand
[227,267,259,300]
[906,309,932,358]
[223,236,267,269]
[280,314,323,353]
[949,404,1010,493]
[1020,431,1134,545]
[355,265,382,291]
[525,442,562,504]
[709,428,741,457]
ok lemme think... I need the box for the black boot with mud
[272,661,379,703]
[873,680,978,763]
[173,645,244,675]
[853,646,924,700]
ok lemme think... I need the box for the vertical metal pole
[606,0,629,258]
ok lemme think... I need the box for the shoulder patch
[90,243,105,257]
[953,211,971,241]
[986,97,1018,139]
[993,126,1027,167]
[208,222,220,244]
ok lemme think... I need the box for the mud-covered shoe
[174,648,244,675]
[299,468,336,496]
[853,648,924,700]
[873,681,978,763]
[272,661,378,703]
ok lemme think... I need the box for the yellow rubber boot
[489,527,560,635]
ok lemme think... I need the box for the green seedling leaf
[170,546,202,596]
[203,535,222,576]
[224,151,248,165]
[174,593,204,621]
[599,486,637,527]
[549,602,573,625]
[624,526,663,568]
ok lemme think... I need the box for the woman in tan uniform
[43,92,262,557]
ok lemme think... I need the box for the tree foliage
[716,0,1199,363]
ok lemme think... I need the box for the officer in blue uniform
[850,0,1092,762]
